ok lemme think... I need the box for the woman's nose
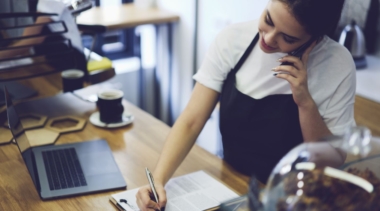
[265,31,277,46]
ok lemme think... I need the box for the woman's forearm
[298,99,332,142]
[153,114,207,185]
[153,83,219,185]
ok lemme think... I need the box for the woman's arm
[136,82,219,211]
[154,82,219,184]
[298,100,332,142]
[273,42,332,142]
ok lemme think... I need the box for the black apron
[219,33,303,184]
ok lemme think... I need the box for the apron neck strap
[231,32,260,74]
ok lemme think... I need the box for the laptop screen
[4,87,40,189]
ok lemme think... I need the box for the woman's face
[258,0,312,54]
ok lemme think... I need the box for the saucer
[89,111,134,128]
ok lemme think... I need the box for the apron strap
[231,32,260,74]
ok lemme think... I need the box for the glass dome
[256,126,380,211]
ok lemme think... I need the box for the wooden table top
[76,3,180,30]
[0,75,249,210]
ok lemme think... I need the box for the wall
[197,0,268,68]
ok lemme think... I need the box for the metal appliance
[339,20,367,69]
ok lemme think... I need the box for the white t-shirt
[193,20,356,136]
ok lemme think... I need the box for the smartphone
[280,37,316,66]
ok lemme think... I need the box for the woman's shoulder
[319,36,354,65]
[308,37,356,115]
[310,36,356,77]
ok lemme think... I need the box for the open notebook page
[110,171,240,211]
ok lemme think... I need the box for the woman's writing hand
[136,183,167,211]
[272,41,317,108]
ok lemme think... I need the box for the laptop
[4,87,126,200]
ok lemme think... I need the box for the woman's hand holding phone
[272,41,317,108]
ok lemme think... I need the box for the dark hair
[277,0,345,39]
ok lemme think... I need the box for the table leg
[136,31,144,109]
[152,23,174,125]
[167,23,173,126]
[154,25,160,118]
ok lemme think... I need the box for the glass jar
[256,126,380,211]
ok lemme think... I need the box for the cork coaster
[45,115,86,134]
[25,128,60,147]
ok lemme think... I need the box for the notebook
[110,171,240,211]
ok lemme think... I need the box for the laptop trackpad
[79,152,119,176]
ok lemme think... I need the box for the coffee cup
[61,69,85,92]
[96,89,124,123]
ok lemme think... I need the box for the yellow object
[87,57,113,72]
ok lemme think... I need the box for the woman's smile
[260,36,277,52]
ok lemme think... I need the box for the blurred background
[1,0,380,157]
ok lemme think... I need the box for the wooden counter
[0,76,249,210]
[355,95,380,137]
[76,4,180,31]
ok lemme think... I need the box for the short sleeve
[323,62,356,135]
[193,20,258,93]
[193,30,234,92]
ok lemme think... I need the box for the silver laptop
[4,87,126,200]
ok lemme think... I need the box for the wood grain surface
[3,73,379,210]
[76,3,180,31]
[0,76,249,211]
[354,95,380,137]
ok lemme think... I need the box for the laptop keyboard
[42,148,87,190]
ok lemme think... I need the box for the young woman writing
[137,0,354,210]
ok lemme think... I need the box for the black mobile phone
[281,38,316,66]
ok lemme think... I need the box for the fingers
[278,56,302,70]
[155,184,167,208]
[280,40,318,69]
[273,65,301,85]
[136,197,157,211]
[273,65,298,78]
[274,72,297,85]
[136,185,162,211]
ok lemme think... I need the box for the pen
[145,167,161,211]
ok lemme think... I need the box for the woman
[137,0,354,210]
